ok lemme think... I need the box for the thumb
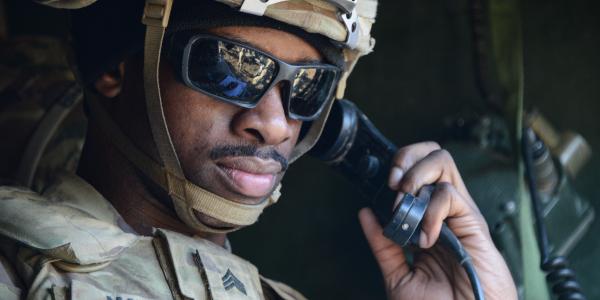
[358,208,410,281]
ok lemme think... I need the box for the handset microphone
[309,99,485,300]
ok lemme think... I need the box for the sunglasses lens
[289,68,338,119]
[187,39,278,106]
[178,35,340,119]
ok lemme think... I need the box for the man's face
[155,26,323,226]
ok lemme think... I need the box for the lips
[215,156,281,198]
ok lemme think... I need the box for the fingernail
[419,231,429,248]
[388,167,404,188]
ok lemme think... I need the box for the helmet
[37,0,377,233]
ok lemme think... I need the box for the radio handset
[309,99,484,300]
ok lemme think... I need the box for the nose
[231,84,294,145]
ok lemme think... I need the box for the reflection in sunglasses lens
[184,37,337,120]
[290,68,336,118]
[188,39,277,104]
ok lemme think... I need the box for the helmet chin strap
[88,0,338,234]
[86,92,282,234]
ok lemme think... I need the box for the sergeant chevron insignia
[222,269,247,295]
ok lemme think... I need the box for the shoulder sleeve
[0,184,138,266]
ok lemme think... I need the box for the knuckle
[433,148,455,164]
[433,148,449,158]
[399,177,417,193]
[393,148,410,166]
[394,142,442,169]
[423,141,441,150]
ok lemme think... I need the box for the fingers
[382,142,517,299]
[358,208,410,280]
[414,185,516,299]
[389,142,470,197]
[388,141,441,189]
[399,149,458,194]
[419,182,488,249]
[418,183,467,248]
[387,142,485,247]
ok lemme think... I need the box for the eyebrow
[224,34,324,65]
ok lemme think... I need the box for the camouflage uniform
[0,172,306,300]
[0,0,379,297]
[0,36,304,300]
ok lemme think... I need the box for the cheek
[289,120,303,146]
[162,84,231,161]
[160,68,304,162]
[159,61,225,156]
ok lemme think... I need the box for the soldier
[0,0,517,299]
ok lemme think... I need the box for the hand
[358,142,517,300]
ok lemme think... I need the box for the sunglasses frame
[174,34,342,121]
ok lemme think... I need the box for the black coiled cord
[522,128,586,300]
[543,257,585,300]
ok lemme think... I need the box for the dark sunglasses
[165,34,341,121]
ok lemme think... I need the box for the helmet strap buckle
[339,7,359,49]
[142,0,173,27]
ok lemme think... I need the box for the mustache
[209,145,289,172]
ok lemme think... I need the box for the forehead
[207,26,323,64]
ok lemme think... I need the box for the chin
[184,166,283,227]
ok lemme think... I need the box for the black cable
[439,224,486,300]
[521,127,586,300]
[383,188,485,300]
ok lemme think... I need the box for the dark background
[2,0,599,298]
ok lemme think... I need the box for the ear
[94,62,125,98]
